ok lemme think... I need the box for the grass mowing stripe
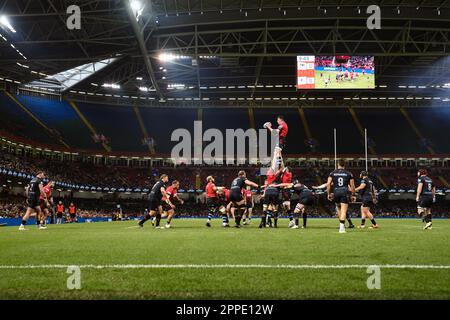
[1,264,450,269]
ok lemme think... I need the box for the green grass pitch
[0,218,449,300]
[315,70,375,89]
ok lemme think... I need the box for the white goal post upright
[334,128,337,169]
[365,128,369,172]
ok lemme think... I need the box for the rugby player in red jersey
[265,115,288,170]
[205,175,224,227]
[260,167,282,228]
[161,180,184,229]
[38,180,55,230]
[242,186,254,225]
[217,187,232,227]
[279,167,294,228]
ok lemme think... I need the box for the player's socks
[221,214,228,224]
[339,220,346,233]
[288,210,294,222]
[259,214,267,228]
[139,214,151,225]
[347,217,354,228]
[295,218,299,226]
[361,218,366,226]
[370,219,377,225]
[155,213,161,227]
[267,211,273,227]
[302,212,307,227]
[21,220,27,226]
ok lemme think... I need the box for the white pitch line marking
[0,264,449,270]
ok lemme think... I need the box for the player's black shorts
[278,136,287,150]
[70,213,76,220]
[27,197,39,209]
[229,192,243,203]
[206,197,218,208]
[299,195,314,206]
[149,197,162,211]
[246,202,253,209]
[56,212,63,219]
[264,189,280,205]
[282,190,291,202]
[418,196,433,209]
[362,198,374,208]
[162,202,174,212]
[333,190,349,204]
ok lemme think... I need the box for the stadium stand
[0,92,56,145]
[15,94,97,150]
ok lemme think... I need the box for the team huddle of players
[17,116,437,232]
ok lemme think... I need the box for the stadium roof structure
[0,0,450,107]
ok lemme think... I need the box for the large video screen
[296,55,375,89]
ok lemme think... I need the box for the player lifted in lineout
[264,115,288,172]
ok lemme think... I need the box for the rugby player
[19,171,46,231]
[355,171,379,229]
[205,176,223,227]
[161,180,184,228]
[326,160,356,233]
[38,181,55,229]
[276,181,315,229]
[229,171,259,228]
[416,169,435,230]
[260,167,282,228]
[280,167,293,228]
[242,186,254,225]
[139,174,169,229]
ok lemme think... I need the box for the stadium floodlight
[129,0,144,20]
[102,83,121,89]
[158,53,176,62]
[0,15,16,33]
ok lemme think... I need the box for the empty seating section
[76,102,145,152]
[15,95,96,150]
[139,108,197,154]
[407,108,450,154]
[1,94,450,156]
[0,92,54,145]
[305,108,361,155]
[355,108,420,154]
[253,108,307,154]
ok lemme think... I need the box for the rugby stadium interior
[0,0,450,303]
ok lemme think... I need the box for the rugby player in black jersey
[19,171,47,231]
[416,169,435,230]
[354,171,379,229]
[326,160,356,233]
[229,171,259,228]
[139,174,169,229]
